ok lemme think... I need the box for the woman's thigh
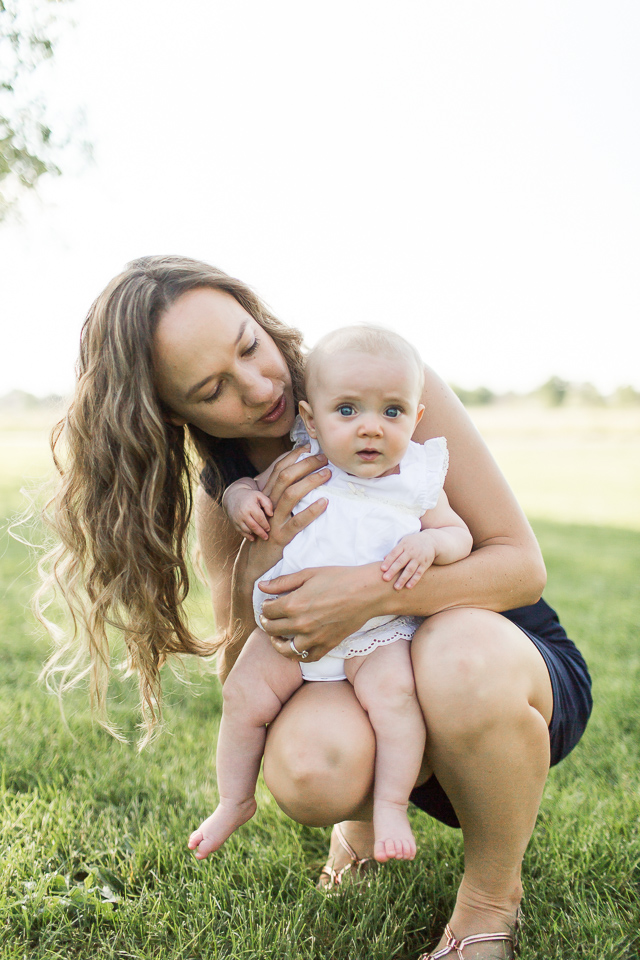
[408,608,555,827]
[263,679,376,826]
[262,609,556,827]
[411,607,554,732]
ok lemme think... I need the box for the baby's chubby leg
[345,641,426,863]
[189,628,303,859]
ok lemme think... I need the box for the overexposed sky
[1,0,639,397]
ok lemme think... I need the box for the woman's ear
[163,412,188,427]
[298,400,317,438]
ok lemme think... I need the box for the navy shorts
[409,598,593,828]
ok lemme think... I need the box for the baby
[188,326,473,864]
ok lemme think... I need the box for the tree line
[451,377,640,408]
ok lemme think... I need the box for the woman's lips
[259,394,287,423]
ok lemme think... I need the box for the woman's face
[153,287,295,439]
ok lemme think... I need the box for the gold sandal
[316,823,377,891]
[419,909,521,959]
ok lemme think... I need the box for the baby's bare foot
[188,797,257,859]
[373,799,416,863]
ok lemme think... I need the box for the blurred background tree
[0,0,73,221]
[536,375,569,407]
[450,384,495,407]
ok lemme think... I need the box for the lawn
[0,414,638,959]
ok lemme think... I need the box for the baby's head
[299,325,425,478]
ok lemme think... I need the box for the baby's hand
[381,532,437,589]
[224,486,274,541]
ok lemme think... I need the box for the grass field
[1,412,639,959]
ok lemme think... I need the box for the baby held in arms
[188,326,473,863]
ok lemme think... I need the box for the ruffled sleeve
[290,414,311,448]
[290,415,322,459]
[416,436,449,513]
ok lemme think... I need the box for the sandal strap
[334,823,361,862]
[419,923,515,960]
[318,824,373,889]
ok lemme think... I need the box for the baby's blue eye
[385,406,402,418]
[337,404,355,417]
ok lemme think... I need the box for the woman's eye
[337,405,355,417]
[385,406,402,418]
[202,383,222,403]
[243,337,260,356]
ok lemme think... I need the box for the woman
[41,255,592,959]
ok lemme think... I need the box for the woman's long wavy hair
[36,255,306,745]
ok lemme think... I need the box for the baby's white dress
[253,420,449,681]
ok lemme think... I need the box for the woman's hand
[226,445,332,676]
[257,563,385,661]
[242,446,331,582]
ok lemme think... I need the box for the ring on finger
[289,638,309,660]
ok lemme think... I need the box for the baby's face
[300,350,424,478]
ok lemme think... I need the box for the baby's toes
[374,839,390,863]
[187,829,203,850]
[402,837,416,860]
[394,838,409,860]
[385,838,400,861]
[193,836,217,860]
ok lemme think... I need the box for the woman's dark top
[200,441,259,503]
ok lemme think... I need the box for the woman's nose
[239,367,273,406]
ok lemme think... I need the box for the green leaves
[9,867,121,936]
[0,0,71,221]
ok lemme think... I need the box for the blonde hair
[305,324,425,398]
[36,255,305,745]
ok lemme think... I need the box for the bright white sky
[1,0,639,397]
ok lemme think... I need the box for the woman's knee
[263,683,375,825]
[411,608,549,741]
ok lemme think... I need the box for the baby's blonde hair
[305,324,425,399]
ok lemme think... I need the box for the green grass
[469,404,640,531]
[1,431,639,958]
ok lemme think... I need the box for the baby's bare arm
[419,488,474,565]
[381,490,473,589]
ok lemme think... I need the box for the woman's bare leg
[189,628,303,858]
[412,608,553,954]
[264,607,553,953]
[264,679,376,825]
[345,641,426,862]
[263,680,377,875]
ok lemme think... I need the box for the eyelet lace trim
[330,616,422,659]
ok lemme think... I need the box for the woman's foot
[317,820,377,889]
[188,797,257,859]
[373,799,417,862]
[428,877,522,959]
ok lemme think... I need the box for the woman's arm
[259,368,546,659]
[412,367,545,590]
[194,485,243,658]
[195,448,331,681]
